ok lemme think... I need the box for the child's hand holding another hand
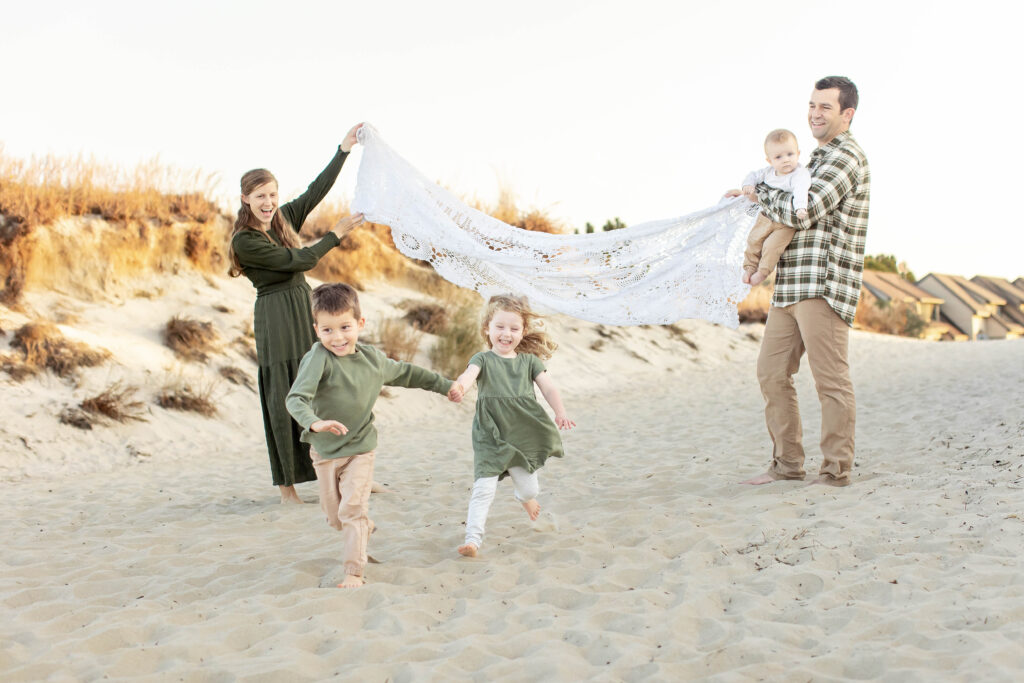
[447,382,464,403]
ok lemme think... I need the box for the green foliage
[602,217,627,232]
[864,254,898,273]
[903,308,927,338]
[864,253,916,282]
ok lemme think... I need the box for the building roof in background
[973,275,1024,308]
[920,273,1003,315]
[862,270,943,304]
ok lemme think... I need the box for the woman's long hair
[227,169,300,277]
[480,294,557,360]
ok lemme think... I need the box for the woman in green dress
[228,123,364,503]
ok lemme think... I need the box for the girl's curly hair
[480,294,557,360]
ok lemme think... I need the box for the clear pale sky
[3,0,1021,279]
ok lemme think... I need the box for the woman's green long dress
[232,147,348,486]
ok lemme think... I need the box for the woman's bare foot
[521,498,540,521]
[739,471,778,485]
[457,543,479,557]
[370,481,393,494]
[338,574,364,588]
[279,485,304,504]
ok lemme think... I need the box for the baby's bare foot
[457,543,479,557]
[338,574,364,588]
[750,271,767,286]
[521,499,540,521]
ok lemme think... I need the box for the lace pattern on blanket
[351,124,759,327]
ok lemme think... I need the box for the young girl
[452,295,575,558]
[228,122,365,504]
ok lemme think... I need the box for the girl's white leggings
[464,466,539,548]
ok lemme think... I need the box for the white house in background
[1015,278,1024,291]
[916,273,1023,340]
[971,276,1024,329]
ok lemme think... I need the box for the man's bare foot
[338,574,364,588]
[278,485,304,504]
[810,476,850,487]
[739,471,779,485]
[370,481,393,494]
[457,543,479,557]
[521,498,540,521]
[750,271,767,286]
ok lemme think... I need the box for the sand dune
[2,276,1023,681]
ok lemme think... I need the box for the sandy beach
[2,274,1023,681]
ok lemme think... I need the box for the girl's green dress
[469,351,564,481]
[232,147,347,486]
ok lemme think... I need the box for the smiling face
[314,308,365,357]
[808,87,854,146]
[765,137,800,176]
[486,309,525,357]
[241,180,279,229]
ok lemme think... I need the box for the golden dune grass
[0,147,225,302]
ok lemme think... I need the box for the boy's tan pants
[310,447,376,577]
[744,213,796,277]
[756,298,855,485]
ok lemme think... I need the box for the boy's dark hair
[311,283,361,319]
[815,76,859,112]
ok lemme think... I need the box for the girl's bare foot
[338,574,364,588]
[457,543,478,557]
[521,498,540,521]
[278,485,304,504]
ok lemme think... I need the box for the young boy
[286,283,463,588]
[726,129,811,286]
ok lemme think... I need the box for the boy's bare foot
[521,498,540,521]
[278,485,304,504]
[740,471,779,485]
[338,574,364,588]
[750,271,767,286]
[457,543,479,557]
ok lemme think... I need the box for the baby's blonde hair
[481,294,557,360]
[764,128,797,150]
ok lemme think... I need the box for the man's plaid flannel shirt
[755,130,871,326]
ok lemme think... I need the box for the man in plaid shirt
[742,76,870,487]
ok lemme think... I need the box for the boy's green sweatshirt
[286,342,453,459]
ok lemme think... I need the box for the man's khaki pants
[310,447,376,577]
[756,298,855,485]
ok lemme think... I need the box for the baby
[726,129,811,285]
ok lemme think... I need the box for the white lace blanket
[351,124,758,327]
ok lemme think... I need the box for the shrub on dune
[163,315,218,362]
[8,321,110,378]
